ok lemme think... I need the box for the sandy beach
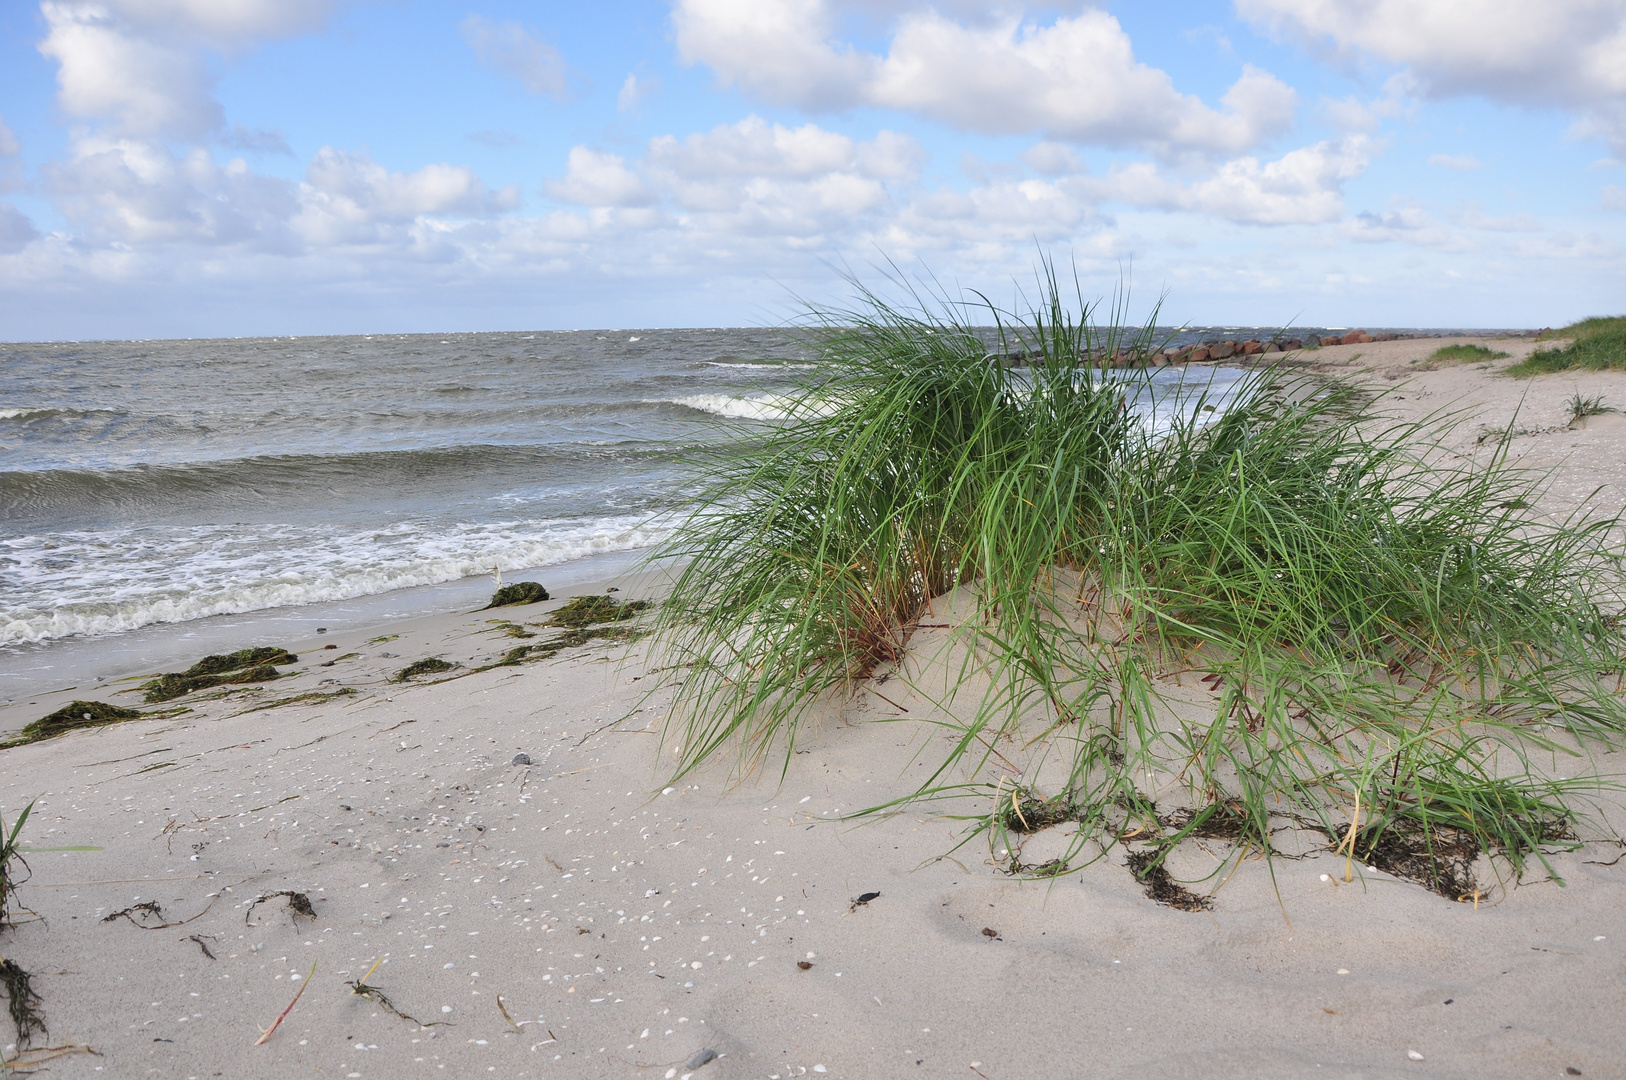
[4,338,1626,1080]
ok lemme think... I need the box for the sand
[2,339,1625,1080]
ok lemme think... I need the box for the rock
[1210,341,1235,359]
[1263,342,1282,353]
[1340,331,1365,345]
[511,753,533,766]
[1187,347,1211,362]
[1302,335,1320,347]
[1242,340,1264,355]
[1283,339,1302,351]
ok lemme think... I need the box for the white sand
[3,340,1625,1079]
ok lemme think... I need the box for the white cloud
[1081,136,1372,225]
[0,203,38,253]
[44,136,298,244]
[617,73,661,112]
[0,115,22,194]
[674,0,1296,157]
[95,0,342,47]
[39,2,222,139]
[1238,0,1626,151]
[295,148,519,244]
[1601,184,1626,210]
[461,15,577,100]
[1022,141,1083,175]
[1428,153,1483,171]
[546,147,655,207]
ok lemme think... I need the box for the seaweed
[247,688,358,711]
[142,663,287,703]
[2,702,144,748]
[181,647,296,677]
[545,595,652,629]
[392,658,458,682]
[485,582,549,608]
[246,890,317,924]
[1334,821,1486,900]
[103,900,171,928]
[491,624,644,667]
[1125,849,1212,911]
[346,958,442,1026]
[1,957,45,1047]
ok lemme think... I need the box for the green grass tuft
[1508,316,1626,376]
[648,263,1626,901]
[1418,343,1509,368]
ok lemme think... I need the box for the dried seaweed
[1,957,45,1047]
[1125,849,1212,911]
[246,890,317,924]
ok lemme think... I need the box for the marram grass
[649,273,1626,900]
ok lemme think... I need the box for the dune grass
[1508,316,1626,376]
[649,268,1626,900]
[1418,343,1509,369]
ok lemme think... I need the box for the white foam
[670,393,836,420]
[0,515,669,645]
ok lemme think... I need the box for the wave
[0,441,679,524]
[0,406,121,421]
[0,515,670,646]
[669,393,839,420]
[698,361,820,371]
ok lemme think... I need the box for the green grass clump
[1508,316,1626,376]
[649,264,1626,901]
[1567,393,1615,425]
[1,799,35,927]
[1419,343,1508,368]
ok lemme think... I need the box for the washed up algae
[489,596,654,667]
[393,657,458,682]
[2,701,144,749]
[140,647,298,703]
[484,581,550,608]
[546,594,651,628]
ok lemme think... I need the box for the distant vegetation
[1419,343,1509,368]
[1508,316,1626,376]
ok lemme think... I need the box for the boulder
[1242,340,1264,355]
[1186,347,1210,362]
[1283,338,1303,351]
[1340,331,1365,345]
[1210,341,1236,359]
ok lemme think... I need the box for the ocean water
[0,322,1466,676]
[0,329,821,654]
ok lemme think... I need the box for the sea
[0,324,1499,698]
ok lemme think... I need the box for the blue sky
[2,1,1624,340]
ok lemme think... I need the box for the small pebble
[511,753,532,766]
[1408,1050,1424,1061]
[686,1048,718,1069]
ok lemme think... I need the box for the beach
[4,337,1626,1079]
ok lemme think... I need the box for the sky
[2,1,1626,340]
